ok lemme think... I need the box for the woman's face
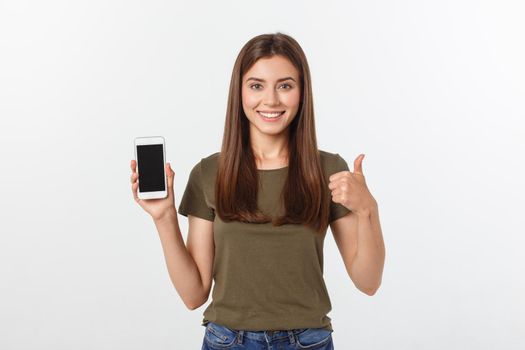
[241,55,301,137]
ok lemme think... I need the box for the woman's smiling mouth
[257,111,285,121]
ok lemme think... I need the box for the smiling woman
[186,32,353,350]
[131,31,384,350]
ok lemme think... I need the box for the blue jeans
[201,321,334,350]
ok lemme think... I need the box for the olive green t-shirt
[177,150,351,332]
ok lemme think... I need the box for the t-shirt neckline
[257,166,289,172]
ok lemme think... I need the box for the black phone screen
[136,144,165,192]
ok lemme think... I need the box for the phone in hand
[134,136,167,200]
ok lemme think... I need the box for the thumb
[354,154,365,175]
[166,162,175,190]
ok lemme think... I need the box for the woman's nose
[263,89,280,106]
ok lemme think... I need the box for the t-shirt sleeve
[329,153,352,223]
[178,161,215,222]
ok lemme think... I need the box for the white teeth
[259,111,284,118]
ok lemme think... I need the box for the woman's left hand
[328,154,377,215]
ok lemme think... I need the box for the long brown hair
[215,32,331,234]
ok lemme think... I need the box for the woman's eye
[250,83,292,90]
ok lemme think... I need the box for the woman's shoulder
[318,149,346,163]
[203,151,220,160]
[202,151,220,166]
[318,149,339,160]
[190,152,219,165]
[198,151,220,178]
[318,149,349,173]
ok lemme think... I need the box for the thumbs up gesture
[328,154,377,215]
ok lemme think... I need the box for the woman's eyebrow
[246,76,296,83]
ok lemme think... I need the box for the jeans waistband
[208,322,308,345]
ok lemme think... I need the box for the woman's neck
[250,131,289,160]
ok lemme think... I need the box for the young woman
[130,32,385,350]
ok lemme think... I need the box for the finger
[331,192,346,204]
[328,177,348,190]
[329,170,350,182]
[354,154,365,175]
[130,172,137,184]
[330,188,345,197]
[166,162,175,195]
[130,159,136,172]
[332,179,350,193]
[132,181,141,203]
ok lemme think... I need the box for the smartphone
[134,136,167,200]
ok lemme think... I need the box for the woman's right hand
[130,159,177,221]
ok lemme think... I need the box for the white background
[1,0,524,349]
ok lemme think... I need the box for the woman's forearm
[351,203,386,295]
[153,208,205,309]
